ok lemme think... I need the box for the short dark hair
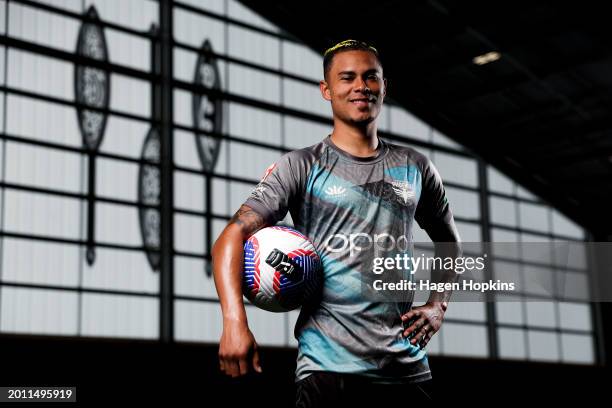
[323,39,381,79]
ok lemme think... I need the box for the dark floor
[2,333,610,406]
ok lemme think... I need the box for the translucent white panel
[0,287,78,335]
[525,300,557,328]
[230,64,280,105]
[558,302,592,331]
[443,302,486,322]
[5,142,82,193]
[174,300,221,343]
[522,266,555,297]
[556,271,589,302]
[441,323,489,357]
[5,190,80,239]
[454,221,481,242]
[110,74,150,118]
[28,0,82,13]
[7,50,73,100]
[494,294,524,324]
[211,177,229,216]
[212,218,227,243]
[282,41,321,81]
[376,105,390,132]
[173,47,228,87]
[6,95,82,147]
[0,1,4,34]
[527,330,559,361]
[85,0,159,31]
[227,141,282,180]
[173,129,203,170]
[246,306,288,347]
[516,186,536,200]
[492,260,522,292]
[228,103,282,144]
[425,325,442,354]
[174,213,206,255]
[519,202,549,232]
[100,116,149,158]
[175,170,205,212]
[8,3,79,52]
[178,0,225,14]
[412,224,432,243]
[227,0,279,32]
[520,233,551,264]
[491,228,519,243]
[229,25,279,69]
[551,210,584,239]
[174,257,218,299]
[287,310,300,347]
[229,180,259,214]
[445,187,479,219]
[283,78,329,117]
[487,166,514,194]
[555,241,587,270]
[283,116,331,149]
[388,107,430,142]
[173,8,225,51]
[105,28,150,72]
[96,202,141,246]
[0,45,4,84]
[497,328,526,359]
[2,238,79,287]
[81,293,159,339]
[489,197,517,227]
[432,129,461,149]
[96,157,138,202]
[561,333,594,363]
[431,152,478,187]
[83,247,159,293]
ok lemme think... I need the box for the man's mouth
[350,98,375,107]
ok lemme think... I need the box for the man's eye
[341,77,352,81]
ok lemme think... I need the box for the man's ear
[320,79,332,101]
[383,77,388,98]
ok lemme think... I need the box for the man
[212,39,461,406]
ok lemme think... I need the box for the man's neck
[330,121,379,158]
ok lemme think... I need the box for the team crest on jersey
[390,180,415,204]
[324,185,347,199]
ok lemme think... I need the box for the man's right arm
[212,204,268,377]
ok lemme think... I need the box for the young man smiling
[212,39,462,406]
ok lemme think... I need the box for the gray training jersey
[243,135,454,383]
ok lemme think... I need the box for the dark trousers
[295,372,434,408]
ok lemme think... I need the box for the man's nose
[354,78,371,94]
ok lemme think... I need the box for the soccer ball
[243,226,322,312]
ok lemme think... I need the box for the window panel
[497,328,527,359]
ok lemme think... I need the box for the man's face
[320,50,387,125]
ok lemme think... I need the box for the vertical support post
[158,0,174,343]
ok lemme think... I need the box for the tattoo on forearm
[229,205,266,236]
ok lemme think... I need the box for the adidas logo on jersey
[390,180,415,204]
[325,185,347,198]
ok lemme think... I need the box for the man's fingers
[420,330,435,348]
[252,348,262,373]
[403,317,426,338]
[238,358,249,376]
[401,309,419,322]
[411,325,430,345]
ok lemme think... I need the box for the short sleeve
[243,153,301,225]
[415,158,452,233]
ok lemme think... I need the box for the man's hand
[219,319,262,377]
[400,301,448,348]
